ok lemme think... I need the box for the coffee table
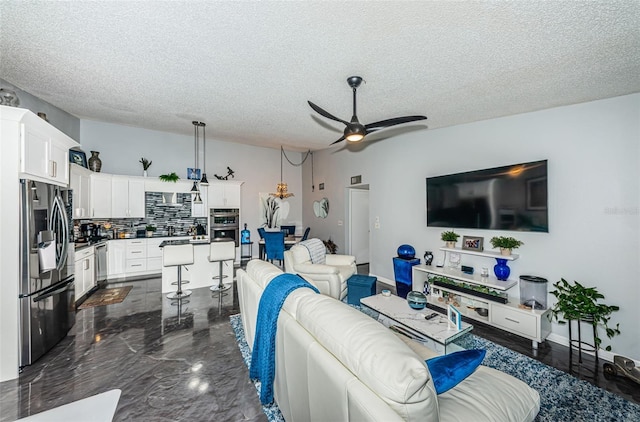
[360,294,473,355]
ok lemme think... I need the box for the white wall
[303,94,640,360]
[79,120,303,248]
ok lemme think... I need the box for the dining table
[259,235,301,260]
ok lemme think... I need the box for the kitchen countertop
[159,237,211,247]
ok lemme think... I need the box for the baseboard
[371,274,395,287]
[545,333,640,366]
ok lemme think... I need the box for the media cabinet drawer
[491,306,537,338]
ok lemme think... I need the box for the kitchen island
[159,239,235,293]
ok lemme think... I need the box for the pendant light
[191,121,204,204]
[200,122,209,186]
[270,146,294,199]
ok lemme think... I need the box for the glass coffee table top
[361,293,473,354]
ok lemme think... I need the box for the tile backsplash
[76,192,207,237]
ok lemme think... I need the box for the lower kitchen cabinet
[75,246,96,302]
[107,238,179,280]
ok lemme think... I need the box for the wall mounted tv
[426,160,548,232]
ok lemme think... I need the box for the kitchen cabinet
[90,173,112,218]
[125,239,147,273]
[3,106,79,187]
[69,164,91,218]
[146,237,164,271]
[107,240,126,277]
[208,181,242,208]
[191,188,208,217]
[112,176,145,218]
[75,246,96,302]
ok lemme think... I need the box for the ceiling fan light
[346,133,365,142]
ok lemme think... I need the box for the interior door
[349,188,369,265]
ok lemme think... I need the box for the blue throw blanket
[250,273,319,404]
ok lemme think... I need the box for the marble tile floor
[0,277,267,422]
[1,268,637,421]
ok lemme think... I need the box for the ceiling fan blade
[365,115,427,133]
[308,101,349,125]
[330,135,346,145]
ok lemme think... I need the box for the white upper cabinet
[208,181,242,208]
[1,106,79,187]
[90,173,112,218]
[69,164,91,218]
[111,176,145,218]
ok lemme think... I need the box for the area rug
[77,286,133,309]
[230,313,640,422]
[229,315,285,422]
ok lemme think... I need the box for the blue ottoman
[347,274,377,305]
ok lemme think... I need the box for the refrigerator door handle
[51,193,70,272]
[32,278,74,303]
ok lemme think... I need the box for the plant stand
[568,315,598,364]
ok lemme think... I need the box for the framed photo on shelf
[462,235,484,251]
[69,150,88,168]
[447,304,462,330]
[187,168,201,180]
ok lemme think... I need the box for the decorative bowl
[407,291,427,310]
[475,307,489,317]
[397,244,416,259]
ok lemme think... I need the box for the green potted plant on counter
[489,236,523,256]
[441,231,460,248]
[549,278,620,351]
[145,225,157,238]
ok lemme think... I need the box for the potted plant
[549,278,621,351]
[489,236,523,256]
[159,172,179,182]
[139,157,152,176]
[145,225,157,238]
[441,231,460,248]
[323,238,338,254]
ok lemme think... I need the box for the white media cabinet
[411,247,551,348]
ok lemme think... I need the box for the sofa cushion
[296,294,439,421]
[426,349,486,394]
[247,259,283,289]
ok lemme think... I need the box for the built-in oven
[210,208,239,246]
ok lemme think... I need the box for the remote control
[424,312,439,320]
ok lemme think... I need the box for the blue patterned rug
[230,312,640,421]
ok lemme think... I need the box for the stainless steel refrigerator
[19,179,75,368]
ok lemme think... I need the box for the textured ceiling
[2,1,639,151]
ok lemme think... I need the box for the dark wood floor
[358,264,640,405]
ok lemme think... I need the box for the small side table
[568,315,598,364]
[240,242,253,268]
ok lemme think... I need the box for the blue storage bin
[347,275,377,305]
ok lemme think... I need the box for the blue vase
[397,244,416,259]
[494,258,510,281]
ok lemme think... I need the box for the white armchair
[284,240,356,300]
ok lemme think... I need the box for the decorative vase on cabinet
[494,258,511,281]
[88,151,102,172]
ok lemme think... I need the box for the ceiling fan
[308,76,427,145]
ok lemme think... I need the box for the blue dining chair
[280,225,295,236]
[263,231,285,267]
[301,227,311,241]
[257,227,266,239]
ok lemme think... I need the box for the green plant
[323,238,338,254]
[159,172,179,182]
[139,157,152,170]
[548,278,621,351]
[441,231,460,242]
[489,236,524,250]
[145,225,156,232]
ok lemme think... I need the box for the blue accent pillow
[425,349,486,394]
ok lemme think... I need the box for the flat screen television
[426,160,548,232]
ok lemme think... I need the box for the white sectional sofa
[237,260,540,422]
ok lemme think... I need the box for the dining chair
[280,225,296,236]
[263,231,285,267]
[257,227,266,239]
[301,227,311,241]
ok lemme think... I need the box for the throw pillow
[425,349,486,394]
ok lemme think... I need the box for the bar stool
[163,244,194,300]
[209,239,236,295]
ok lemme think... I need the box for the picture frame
[527,176,547,210]
[351,175,362,185]
[447,304,462,330]
[69,150,88,168]
[462,235,484,251]
[187,168,201,180]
